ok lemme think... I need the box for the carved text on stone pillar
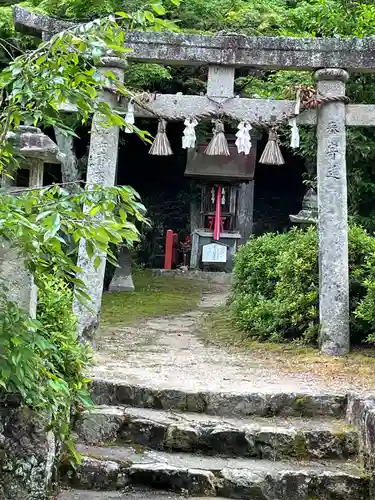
[327,120,340,135]
[325,129,342,179]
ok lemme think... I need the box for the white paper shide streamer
[289,87,301,148]
[235,121,252,155]
[182,117,198,149]
[289,118,300,149]
[294,88,301,115]
[124,101,135,134]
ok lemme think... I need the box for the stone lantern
[0,125,64,317]
[289,188,318,227]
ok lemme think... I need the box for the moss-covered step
[75,406,357,460]
[91,378,348,418]
[61,444,370,500]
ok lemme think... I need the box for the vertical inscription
[326,120,342,179]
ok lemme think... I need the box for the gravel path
[93,287,375,395]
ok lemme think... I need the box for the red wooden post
[213,185,222,241]
[164,229,174,269]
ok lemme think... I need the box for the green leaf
[94,255,102,269]
[36,211,53,222]
[115,11,130,18]
[85,240,95,259]
[106,45,133,53]
[89,205,101,217]
[149,2,167,15]
[145,10,155,22]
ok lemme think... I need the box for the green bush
[231,225,375,344]
[0,274,92,463]
[36,274,93,459]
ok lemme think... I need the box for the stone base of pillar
[108,247,135,292]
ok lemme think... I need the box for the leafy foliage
[0,184,146,300]
[0,0,183,174]
[231,225,375,344]
[0,274,91,463]
[29,0,180,21]
[123,62,172,90]
[0,1,175,459]
[0,184,146,457]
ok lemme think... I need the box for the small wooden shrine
[185,132,259,271]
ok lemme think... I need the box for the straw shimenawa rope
[204,119,230,156]
[259,128,285,166]
[125,87,349,131]
[149,118,173,156]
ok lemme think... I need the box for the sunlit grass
[100,270,205,328]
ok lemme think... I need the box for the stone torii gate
[14,6,375,355]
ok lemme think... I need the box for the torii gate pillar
[315,68,350,355]
[72,59,126,343]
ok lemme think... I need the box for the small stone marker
[109,246,135,292]
[202,242,228,263]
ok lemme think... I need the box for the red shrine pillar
[213,185,222,241]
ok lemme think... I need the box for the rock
[120,415,168,449]
[63,444,370,499]
[75,406,357,460]
[0,241,36,318]
[57,490,229,499]
[129,463,217,496]
[347,393,375,472]
[90,380,348,418]
[64,457,128,490]
[75,407,125,445]
[219,467,370,500]
[164,425,200,452]
[1,405,57,500]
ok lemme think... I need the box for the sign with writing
[202,243,228,263]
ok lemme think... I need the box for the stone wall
[0,240,37,318]
[347,394,375,474]
[0,397,57,500]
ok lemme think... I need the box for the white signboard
[202,243,228,263]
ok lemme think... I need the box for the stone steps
[57,489,228,499]
[61,444,370,499]
[59,379,371,498]
[75,405,357,460]
[91,378,348,418]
